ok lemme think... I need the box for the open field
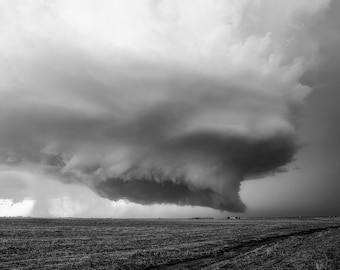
[0,217,339,269]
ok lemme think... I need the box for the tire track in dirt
[148,225,340,270]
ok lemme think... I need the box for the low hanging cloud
[97,132,296,212]
[0,0,331,212]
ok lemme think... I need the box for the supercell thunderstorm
[0,0,331,212]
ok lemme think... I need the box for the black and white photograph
[0,0,340,269]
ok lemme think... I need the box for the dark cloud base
[95,178,245,212]
[93,131,297,212]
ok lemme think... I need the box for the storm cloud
[0,0,331,213]
[96,132,296,212]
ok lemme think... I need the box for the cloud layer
[0,0,331,212]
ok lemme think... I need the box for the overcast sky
[0,0,339,218]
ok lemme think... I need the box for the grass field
[0,217,339,269]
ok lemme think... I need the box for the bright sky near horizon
[1,0,340,218]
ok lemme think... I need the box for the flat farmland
[0,218,339,269]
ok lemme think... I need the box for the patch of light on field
[0,199,35,217]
